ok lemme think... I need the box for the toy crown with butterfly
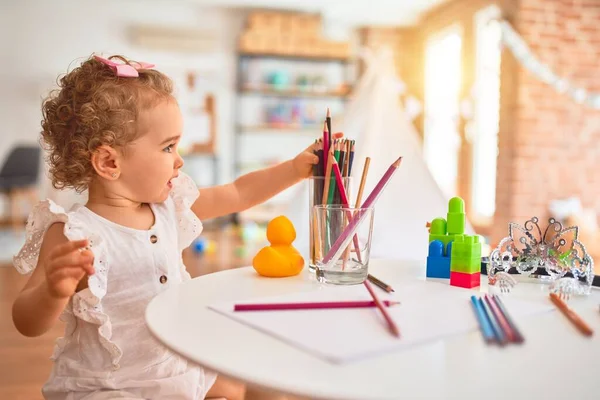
[488,216,594,297]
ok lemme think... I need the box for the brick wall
[493,0,600,243]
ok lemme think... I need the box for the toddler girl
[11,54,341,400]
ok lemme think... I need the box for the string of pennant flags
[499,20,600,110]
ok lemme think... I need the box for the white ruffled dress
[13,173,217,400]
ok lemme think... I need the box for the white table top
[146,259,600,400]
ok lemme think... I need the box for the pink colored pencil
[484,295,515,343]
[363,280,401,337]
[322,156,403,265]
[332,160,362,263]
[234,300,400,312]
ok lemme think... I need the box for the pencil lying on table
[549,293,594,337]
[234,300,400,312]
[363,280,401,338]
[367,274,395,293]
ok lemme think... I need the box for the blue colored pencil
[470,295,495,343]
[480,297,507,345]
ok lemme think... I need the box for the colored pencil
[482,295,508,345]
[348,140,356,176]
[367,274,395,293]
[234,300,400,312]
[328,141,340,205]
[322,156,403,265]
[322,122,329,178]
[342,140,350,177]
[326,107,332,147]
[492,295,524,343]
[549,293,594,336]
[338,141,346,184]
[485,294,517,343]
[332,160,362,263]
[321,146,334,205]
[355,157,371,208]
[363,280,400,337]
[471,295,495,343]
[341,156,371,268]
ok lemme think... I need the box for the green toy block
[451,234,481,260]
[447,197,465,235]
[429,218,447,236]
[428,218,453,255]
[450,256,481,273]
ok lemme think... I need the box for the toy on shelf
[426,197,481,288]
[488,216,594,297]
[253,215,305,277]
[192,237,217,255]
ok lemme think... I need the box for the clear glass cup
[308,176,352,273]
[313,204,374,285]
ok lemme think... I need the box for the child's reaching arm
[192,138,341,220]
[12,223,95,337]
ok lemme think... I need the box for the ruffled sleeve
[169,172,203,252]
[13,199,122,368]
[13,200,69,274]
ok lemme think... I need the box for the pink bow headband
[93,55,155,77]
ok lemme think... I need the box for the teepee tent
[285,47,472,262]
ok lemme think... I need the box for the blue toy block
[427,240,450,279]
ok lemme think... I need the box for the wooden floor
[0,225,276,399]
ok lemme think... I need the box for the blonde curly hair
[41,54,174,192]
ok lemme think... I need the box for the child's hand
[42,239,95,299]
[292,132,344,178]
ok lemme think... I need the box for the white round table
[146,259,600,399]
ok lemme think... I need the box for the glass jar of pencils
[308,176,352,273]
[313,204,374,285]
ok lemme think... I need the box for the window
[423,26,463,199]
[471,5,501,224]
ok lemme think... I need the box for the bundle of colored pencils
[311,134,355,207]
[310,110,355,262]
[470,294,524,345]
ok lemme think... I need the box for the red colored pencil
[323,156,403,265]
[363,280,401,338]
[234,300,400,312]
[332,160,362,263]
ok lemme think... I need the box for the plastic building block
[428,218,454,254]
[450,257,480,274]
[447,197,465,235]
[450,271,481,288]
[429,218,447,235]
[450,234,481,274]
[450,234,481,259]
[427,240,450,279]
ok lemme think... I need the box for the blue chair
[0,145,41,231]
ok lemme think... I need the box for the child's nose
[175,153,184,169]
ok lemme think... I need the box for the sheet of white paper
[208,280,553,364]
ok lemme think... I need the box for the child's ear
[91,145,120,180]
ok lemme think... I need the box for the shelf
[237,124,321,134]
[239,52,352,63]
[239,86,351,99]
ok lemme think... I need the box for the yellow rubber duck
[253,216,304,277]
